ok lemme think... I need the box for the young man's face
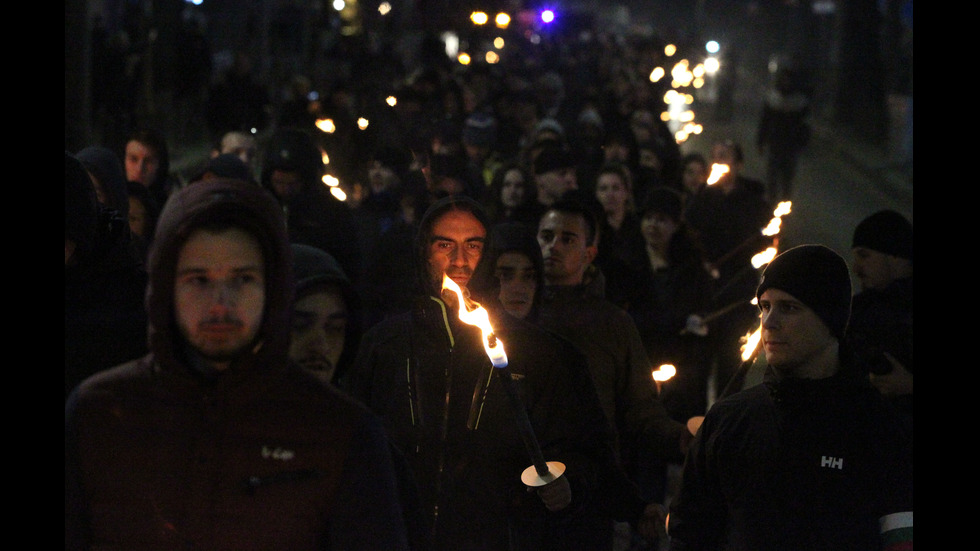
[175,227,266,370]
[758,288,835,376]
[426,209,487,292]
[537,210,596,286]
[289,286,348,384]
[500,168,528,210]
[640,211,678,252]
[495,251,537,320]
[595,172,629,216]
[125,140,161,186]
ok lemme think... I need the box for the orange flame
[741,326,762,362]
[652,363,676,382]
[442,275,508,367]
[706,163,730,185]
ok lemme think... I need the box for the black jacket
[345,295,619,551]
[668,365,913,551]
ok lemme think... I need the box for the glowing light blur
[458,52,471,65]
[378,2,391,15]
[495,12,510,28]
[664,44,677,56]
[471,11,488,25]
[386,95,397,107]
[315,118,336,133]
[649,67,665,82]
[540,10,554,23]
[357,117,369,130]
[322,174,339,187]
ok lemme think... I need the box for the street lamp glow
[333,0,345,11]
[471,11,489,25]
[706,40,720,54]
[495,12,511,28]
[540,10,554,23]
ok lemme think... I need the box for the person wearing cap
[66,178,410,550]
[667,244,913,551]
[848,209,913,434]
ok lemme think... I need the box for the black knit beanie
[756,244,852,339]
[851,209,913,261]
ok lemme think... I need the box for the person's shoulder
[68,356,153,405]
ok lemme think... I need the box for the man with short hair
[535,197,690,549]
[667,244,913,550]
[66,178,409,550]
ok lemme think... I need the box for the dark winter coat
[667,364,913,551]
[65,178,409,550]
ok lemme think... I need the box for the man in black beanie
[668,244,913,551]
[848,209,913,433]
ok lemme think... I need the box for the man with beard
[65,178,409,550]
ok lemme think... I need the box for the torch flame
[442,275,508,367]
[741,326,762,362]
[652,363,676,382]
[706,163,730,185]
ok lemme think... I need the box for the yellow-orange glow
[316,118,336,133]
[442,275,508,367]
[458,52,471,65]
[357,117,369,130]
[471,11,488,25]
[322,174,339,187]
[495,12,510,28]
[320,151,330,165]
[386,95,397,107]
[706,163,730,185]
[485,51,500,64]
[752,247,778,268]
[652,364,676,382]
[742,327,761,361]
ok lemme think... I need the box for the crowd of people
[66,17,912,551]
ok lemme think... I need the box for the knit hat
[756,244,852,339]
[533,146,575,175]
[204,153,253,182]
[851,209,913,260]
[639,186,683,221]
[291,243,350,298]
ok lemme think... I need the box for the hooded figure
[76,145,130,219]
[66,178,410,550]
[65,151,148,398]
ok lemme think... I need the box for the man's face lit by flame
[427,209,486,293]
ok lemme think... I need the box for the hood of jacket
[76,146,129,218]
[145,178,294,377]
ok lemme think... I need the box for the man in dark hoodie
[65,151,148,399]
[289,243,362,385]
[667,245,913,550]
[343,195,652,551]
[65,178,409,550]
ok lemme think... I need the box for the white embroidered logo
[820,455,843,470]
[262,446,295,461]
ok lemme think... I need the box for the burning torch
[441,276,566,488]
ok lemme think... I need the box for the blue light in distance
[540,9,555,23]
